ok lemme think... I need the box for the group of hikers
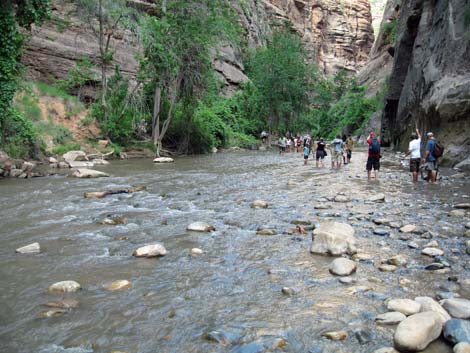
[272,128,443,183]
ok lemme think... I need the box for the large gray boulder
[63,150,87,163]
[387,299,421,316]
[393,312,444,351]
[441,298,470,319]
[443,319,470,345]
[310,222,357,256]
[415,296,451,323]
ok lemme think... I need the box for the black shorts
[410,158,420,173]
[366,156,380,171]
[316,150,325,160]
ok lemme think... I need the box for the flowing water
[0,151,469,353]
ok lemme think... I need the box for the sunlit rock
[187,222,215,232]
[48,280,81,293]
[15,242,40,254]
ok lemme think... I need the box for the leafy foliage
[382,19,397,45]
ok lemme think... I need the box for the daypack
[433,141,444,158]
[369,137,380,154]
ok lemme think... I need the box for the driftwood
[86,150,115,160]
[84,185,146,199]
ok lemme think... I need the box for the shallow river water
[0,150,469,353]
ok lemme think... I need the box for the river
[0,150,469,353]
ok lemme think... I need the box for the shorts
[410,158,420,173]
[347,149,352,159]
[332,151,342,162]
[280,146,286,152]
[316,151,325,160]
[425,161,437,171]
[366,156,380,171]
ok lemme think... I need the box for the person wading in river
[366,132,381,180]
[315,138,326,168]
[423,132,439,183]
[403,127,422,182]
[331,135,343,169]
[345,136,354,164]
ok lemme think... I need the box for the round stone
[48,281,81,293]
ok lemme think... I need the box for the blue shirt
[426,139,436,162]
[303,146,310,157]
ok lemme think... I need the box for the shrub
[382,19,397,45]
[51,143,81,155]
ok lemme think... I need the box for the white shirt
[408,138,421,158]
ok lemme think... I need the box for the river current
[0,150,469,353]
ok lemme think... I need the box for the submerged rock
[133,244,167,258]
[106,280,131,291]
[329,258,357,276]
[256,228,276,236]
[187,222,215,232]
[45,298,79,309]
[310,222,357,256]
[251,200,268,208]
[393,312,444,351]
[15,242,40,254]
[321,330,347,340]
[48,281,81,293]
[375,312,407,325]
[71,168,109,178]
[153,157,174,163]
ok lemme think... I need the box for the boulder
[15,242,40,254]
[415,296,451,323]
[71,168,109,178]
[375,312,407,325]
[106,280,131,291]
[441,298,470,319]
[132,243,167,258]
[387,299,422,316]
[69,161,95,168]
[187,222,215,232]
[153,157,174,163]
[443,319,470,345]
[329,258,357,276]
[251,200,268,208]
[48,280,81,293]
[310,222,357,256]
[49,157,58,164]
[393,312,444,351]
[422,247,444,257]
[454,342,470,353]
[63,150,87,163]
[58,161,70,168]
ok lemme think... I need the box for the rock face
[393,311,444,351]
[380,0,470,165]
[311,222,357,255]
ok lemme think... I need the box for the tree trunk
[152,85,162,156]
[98,0,108,135]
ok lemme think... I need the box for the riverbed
[0,150,469,353]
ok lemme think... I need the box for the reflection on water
[0,151,468,353]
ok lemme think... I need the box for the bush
[382,19,397,45]
[1,108,37,158]
[51,143,81,155]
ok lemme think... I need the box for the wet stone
[256,228,276,236]
[38,308,67,318]
[373,218,392,226]
[441,298,470,319]
[48,281,81,293]
[329,258,357,276]
[425,263,445,271]
[415,296,451,322]
[133,243,167,258]
[45,299,79,309]
[379,264,397,272]
[386,254,408,267]
[454,342,470,353]
[187,222,215,232]
[354,328,375,344]
[374,228,390,236]
[375,311,407,325]
[387,299,421,316]
[422,247,444,257]
[281,287,297,296]
[443,319,470,344]
[373,348,399,353]
[338,277,356,284]
[251,200,268,208]
[106,280,131,291]
[321,330,347,341]
[204,329,242,345]
[400,224,416,233]
[190,248,204,255]
[15,242,40,254]
[408,241,420,249]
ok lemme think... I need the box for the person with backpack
[423,132,442,183]
[403,127,422,182]
[366,132,381,180]
[331,135,344,169]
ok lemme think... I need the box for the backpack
[369,137,380,154]
[433,141,444,158]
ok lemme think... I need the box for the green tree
[0,0,50,155]
[246,29,310,133]
[140,0,238,156]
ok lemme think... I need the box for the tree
[140,0,238,156]
[0,0,50,146]
[246,29,310,133]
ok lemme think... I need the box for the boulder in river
[72,168,109,178]
[133,243,167,258]
[251,200,268,208]
[415,296,451,322]
[393,311,444,351]
[187,222,215,232]
[387,298,422,316]
[63,150,87,163]
[15,242,40,254]
[441,298,470,319]
[106,280,132,291]
[69,161,94,168]
[48,281,81,293]
[375,312,407,325]
[153,157,174,163]
[310,222,357,256]
[329,258,357,276]
[443,318,470,344]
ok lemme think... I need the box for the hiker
[303,135,311,150]
[279,135,287,155]
[403,127,421,182]
[296,136,302,153]
[315,137,327,168]
[345,136,354,164]
[261,130,267,144]
[423,132,439,183]
[331,135,343,169]
[366,132,381,180]
[303,143,310,165]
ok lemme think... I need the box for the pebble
[256,228,276,235]
[251,200,268,208]
[334,194,350,202]
[374,228,390,236]
[132,243,167,258]
[373,218,392,226]
[281,287,297,296]
[187,222,215,232]
[369,193,386,202]
[408,241,420,249]
[106,280,131,291]
[190,248,204,255]
[425,240,439,248]
[454,342,470,353]
[204,329,241,345]
[465,223,470,229]
[387,298,422,316]
[339,277,356,284]
[375,311,407,325]
[329,258,357,276]
[393,312,444,351]
[400,224,416,233]
[321,330,347,340]
[441,298,470,319]
[422,247,444,257]
[425,263,445,271]
[379,264,397,272]
[386,254,408,267]
[38,308,67,318]
[48,281,81,293]
[443,319,470,344]
[373,348,399,353]
[15,242,40,254]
